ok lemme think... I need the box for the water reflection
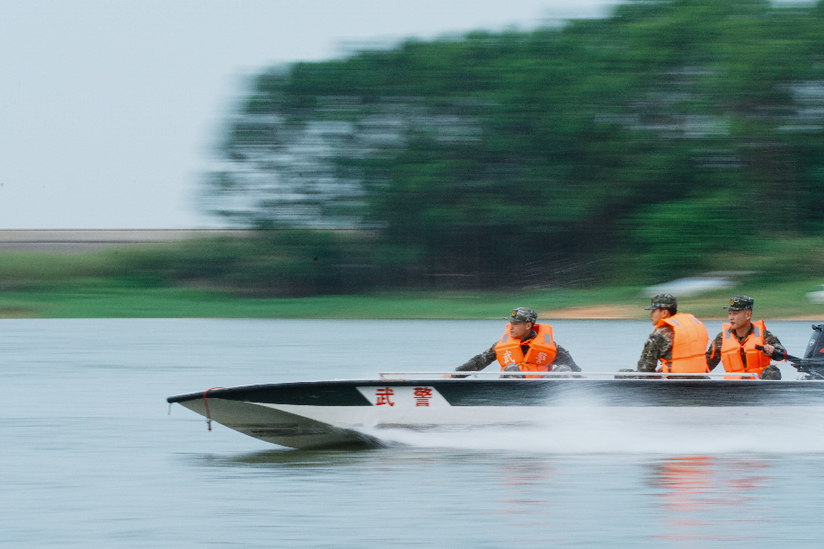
[653,456,715,513]
[495,459,555,516]
[491,459,559,546]
[649,456,769,546]
[199,447,379,468]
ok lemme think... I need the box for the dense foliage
[203,0,824,293]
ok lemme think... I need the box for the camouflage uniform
[455,307,580,373]
[705,296,785,380]
[636,325,675,372]
[635,293,681,373]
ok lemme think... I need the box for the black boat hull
[168,378,824,449]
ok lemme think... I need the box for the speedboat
[167,325,824,450]
[167,373,824,450]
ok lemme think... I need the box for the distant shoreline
[0,229,248,252]
[0,231,822,320]
[541,305,823,321]
[1,287,822,320]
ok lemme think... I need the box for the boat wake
[355,401,824,455]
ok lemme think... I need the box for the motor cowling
[803,324,824,359]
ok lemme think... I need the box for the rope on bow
[202,387,225,431]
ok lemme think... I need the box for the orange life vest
[656,313,710,374]
[720,320,772,377]
[495,323,558,376]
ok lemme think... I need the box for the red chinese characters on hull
[413,387,432,406]
[371,386,435,407]
[375,387,395,406]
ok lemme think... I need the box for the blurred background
[2,0,824,317]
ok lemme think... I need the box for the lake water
[3,318,824,548]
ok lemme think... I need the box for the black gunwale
[167,378,824,408]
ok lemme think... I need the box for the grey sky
[0,0,621,228]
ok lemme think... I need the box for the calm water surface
[2,318,823,548]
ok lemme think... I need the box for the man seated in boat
[447,307,579,377]
[634,294,710,375]
[705,295,784,380]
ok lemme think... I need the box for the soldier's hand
[761,343,775,356]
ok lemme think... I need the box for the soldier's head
[644,294,677,325]
[723,295,753,329]
[507,307,537,339]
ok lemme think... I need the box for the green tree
[203,0,824,292]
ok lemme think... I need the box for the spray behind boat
[758,324,824,380]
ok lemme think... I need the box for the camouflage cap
[643,293,678,310]
[507,307,537,323]
[723,295,754,311]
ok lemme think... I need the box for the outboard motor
[803,324,824,359]
[793,324,824,379]
[760,324,824,379]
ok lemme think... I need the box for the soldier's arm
[637,328,672,372]
[455,344,497,372]
[552,345,581,372]
[762,330,786,357]
[706,332,723,371]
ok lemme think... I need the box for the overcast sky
[0,0,623,229]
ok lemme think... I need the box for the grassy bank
[1,245,824,319]
[1,279,823,319]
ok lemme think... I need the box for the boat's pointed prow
[169,388,384,449]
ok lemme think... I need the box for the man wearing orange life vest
[636,294,710,374]
[449,307,579,376]
[705,295,784,380]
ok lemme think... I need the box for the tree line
[196,0,824,295]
